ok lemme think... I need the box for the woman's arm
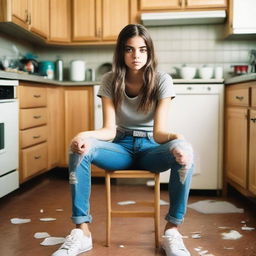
[74,96,116,141]
[153,97,184,144]
[70,96,116,154]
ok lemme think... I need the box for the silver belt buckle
[133,130,147,137]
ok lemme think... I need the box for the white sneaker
[162,229,190,256]
[52,229,92,256]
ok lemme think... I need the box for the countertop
[4,70,256,86]
[224,73,256,85]
[0,70,100,86]
[0,70,225,85]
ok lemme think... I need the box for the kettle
[70,60,86,81]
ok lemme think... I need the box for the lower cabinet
[225,82,256,197]
[18,83,94,183]
[59,86,94,165]
[21,143,48,179]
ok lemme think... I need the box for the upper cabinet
[225,0,256,37]
[29,0,49,39]
[0,0,49,39]
[49,0,71,42]
[139,0,227,11]
[72,0,134,43]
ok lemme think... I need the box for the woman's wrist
[168,133,185,141]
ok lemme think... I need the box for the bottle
[55,57,63,81]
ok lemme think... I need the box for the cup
[215,66,223,79]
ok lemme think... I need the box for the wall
[1,24,256,80]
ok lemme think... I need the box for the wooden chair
[105,170,160,247]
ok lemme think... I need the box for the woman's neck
[125,70,144,97]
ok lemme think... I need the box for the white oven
[0,80,19,198]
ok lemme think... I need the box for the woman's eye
[140,48,147,53]
[125,48,133,53]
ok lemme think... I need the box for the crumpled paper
[10,218,31,224]
[40,237,65,246]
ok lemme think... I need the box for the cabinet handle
[33,115,41,119]
[25,9,29,23]
[33,135,41,139]
[235,96,244,101]
[250,118,256,123]
[207,87,211,91]
[185,0,188,6]
[186,86,192,90]
[34,155,41,160]
[179,0,182,6]
[28,13,31,25]
[33,94,41,98]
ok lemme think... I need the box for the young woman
[52,24,193,256]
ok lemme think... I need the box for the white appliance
[141,10,226,26]
[70,60,86,81]
[160,82,224,190]
[93,85,103,129]
[0,80,19,198]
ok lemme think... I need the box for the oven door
[0,100,19,176]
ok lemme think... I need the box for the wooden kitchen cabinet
[59,86,94,165]
[0,0,49,39]
[47,87,62,169]
[72,0,136,43]
[18,83,48,182]
[139,0,226,11]
[49,0,71,42]
[225,82,256,197]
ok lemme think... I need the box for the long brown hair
[112,24,158,113]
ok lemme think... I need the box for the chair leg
[154,173,160,248]
[105,172,111,247]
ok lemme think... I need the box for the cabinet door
[186,0,226,8]
[47,87,61,169]
[49,0,71,42]
[139,0,181,10]
[63,87,94,163]
[249,109,256,195]
[72,0,100,41]
[102,0,130,41]
[29,0,49,39]
[11,0,29,29]
[225,108,248,188]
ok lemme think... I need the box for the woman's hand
[70,135,91,155]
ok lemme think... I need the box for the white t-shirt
[98,71,176,132]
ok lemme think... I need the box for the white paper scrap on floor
[187,200,244,214]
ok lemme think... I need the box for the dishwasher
[160,81,224,190]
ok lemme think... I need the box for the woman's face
[124,36,148,71]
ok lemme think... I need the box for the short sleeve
[157,72,176,100]
[97,72,114,99]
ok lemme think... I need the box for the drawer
[252,87,256,107]
[20,108,47,129]
[21,142,47,179]
[226,87,249,107]
[20,125,48,148]
[19,86,47,108]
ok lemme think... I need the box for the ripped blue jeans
[69,132,194,226]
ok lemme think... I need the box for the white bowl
[180,67,196,79]
[199,67,213,79]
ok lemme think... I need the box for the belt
[117,128,153,138]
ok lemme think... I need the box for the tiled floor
[0,169,255,256]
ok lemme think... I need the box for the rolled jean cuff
[165,214,184,225]
[71,215,92,224]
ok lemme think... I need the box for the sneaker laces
[61,234,82,253]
